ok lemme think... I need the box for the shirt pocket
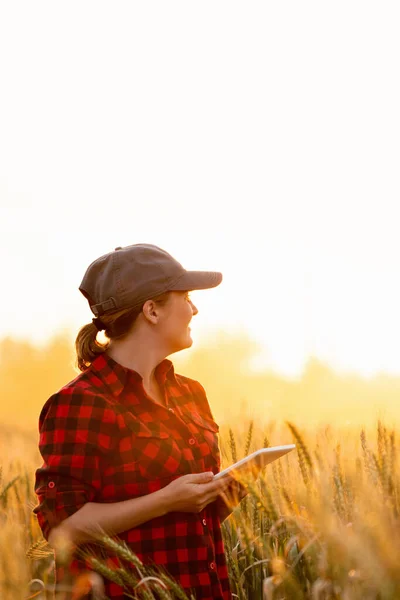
[185,411,219,433]
[181,411,221,471]
[122,416,185,481]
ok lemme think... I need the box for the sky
[0,1,400,379]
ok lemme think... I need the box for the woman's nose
[190,301,199,316]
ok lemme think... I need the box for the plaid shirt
[33,352,232,600]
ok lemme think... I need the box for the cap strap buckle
[91,297,118,316]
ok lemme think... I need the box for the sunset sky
[1,1,399,379]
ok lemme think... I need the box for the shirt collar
[89,351,176,398]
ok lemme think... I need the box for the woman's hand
[161,472,234,514]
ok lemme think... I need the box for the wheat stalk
[244,420,254,457]
[229,428,238,463]
[286,421,313,485]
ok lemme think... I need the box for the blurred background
[1,1,400,433]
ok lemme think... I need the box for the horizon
[2,325,400,385]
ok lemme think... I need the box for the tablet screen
[214,444,296,480]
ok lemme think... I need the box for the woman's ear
[142,299,159,324]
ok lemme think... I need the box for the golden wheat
[4,419,400,598]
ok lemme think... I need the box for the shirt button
[202,519,207,526]
[209,562,215,570]
[189,438,196,445]
[48,481,55,489]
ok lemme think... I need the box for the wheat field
[1,417,400,600]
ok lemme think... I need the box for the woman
[34,243,247,600]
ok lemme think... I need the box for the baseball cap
[79,243,223,317]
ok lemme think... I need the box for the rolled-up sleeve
[33,388,117,541]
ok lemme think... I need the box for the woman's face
[160,290,198,353]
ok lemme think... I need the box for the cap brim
[169,270,222,291]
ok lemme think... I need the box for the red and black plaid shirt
[33,352,232,600]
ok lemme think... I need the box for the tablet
[214,444,296,481]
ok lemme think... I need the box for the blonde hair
[75,291,171,372]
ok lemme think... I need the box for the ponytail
[75,322,108,372]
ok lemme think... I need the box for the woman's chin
[170,333,193,354]
[185,332,193,346]
[182,331,193,349]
